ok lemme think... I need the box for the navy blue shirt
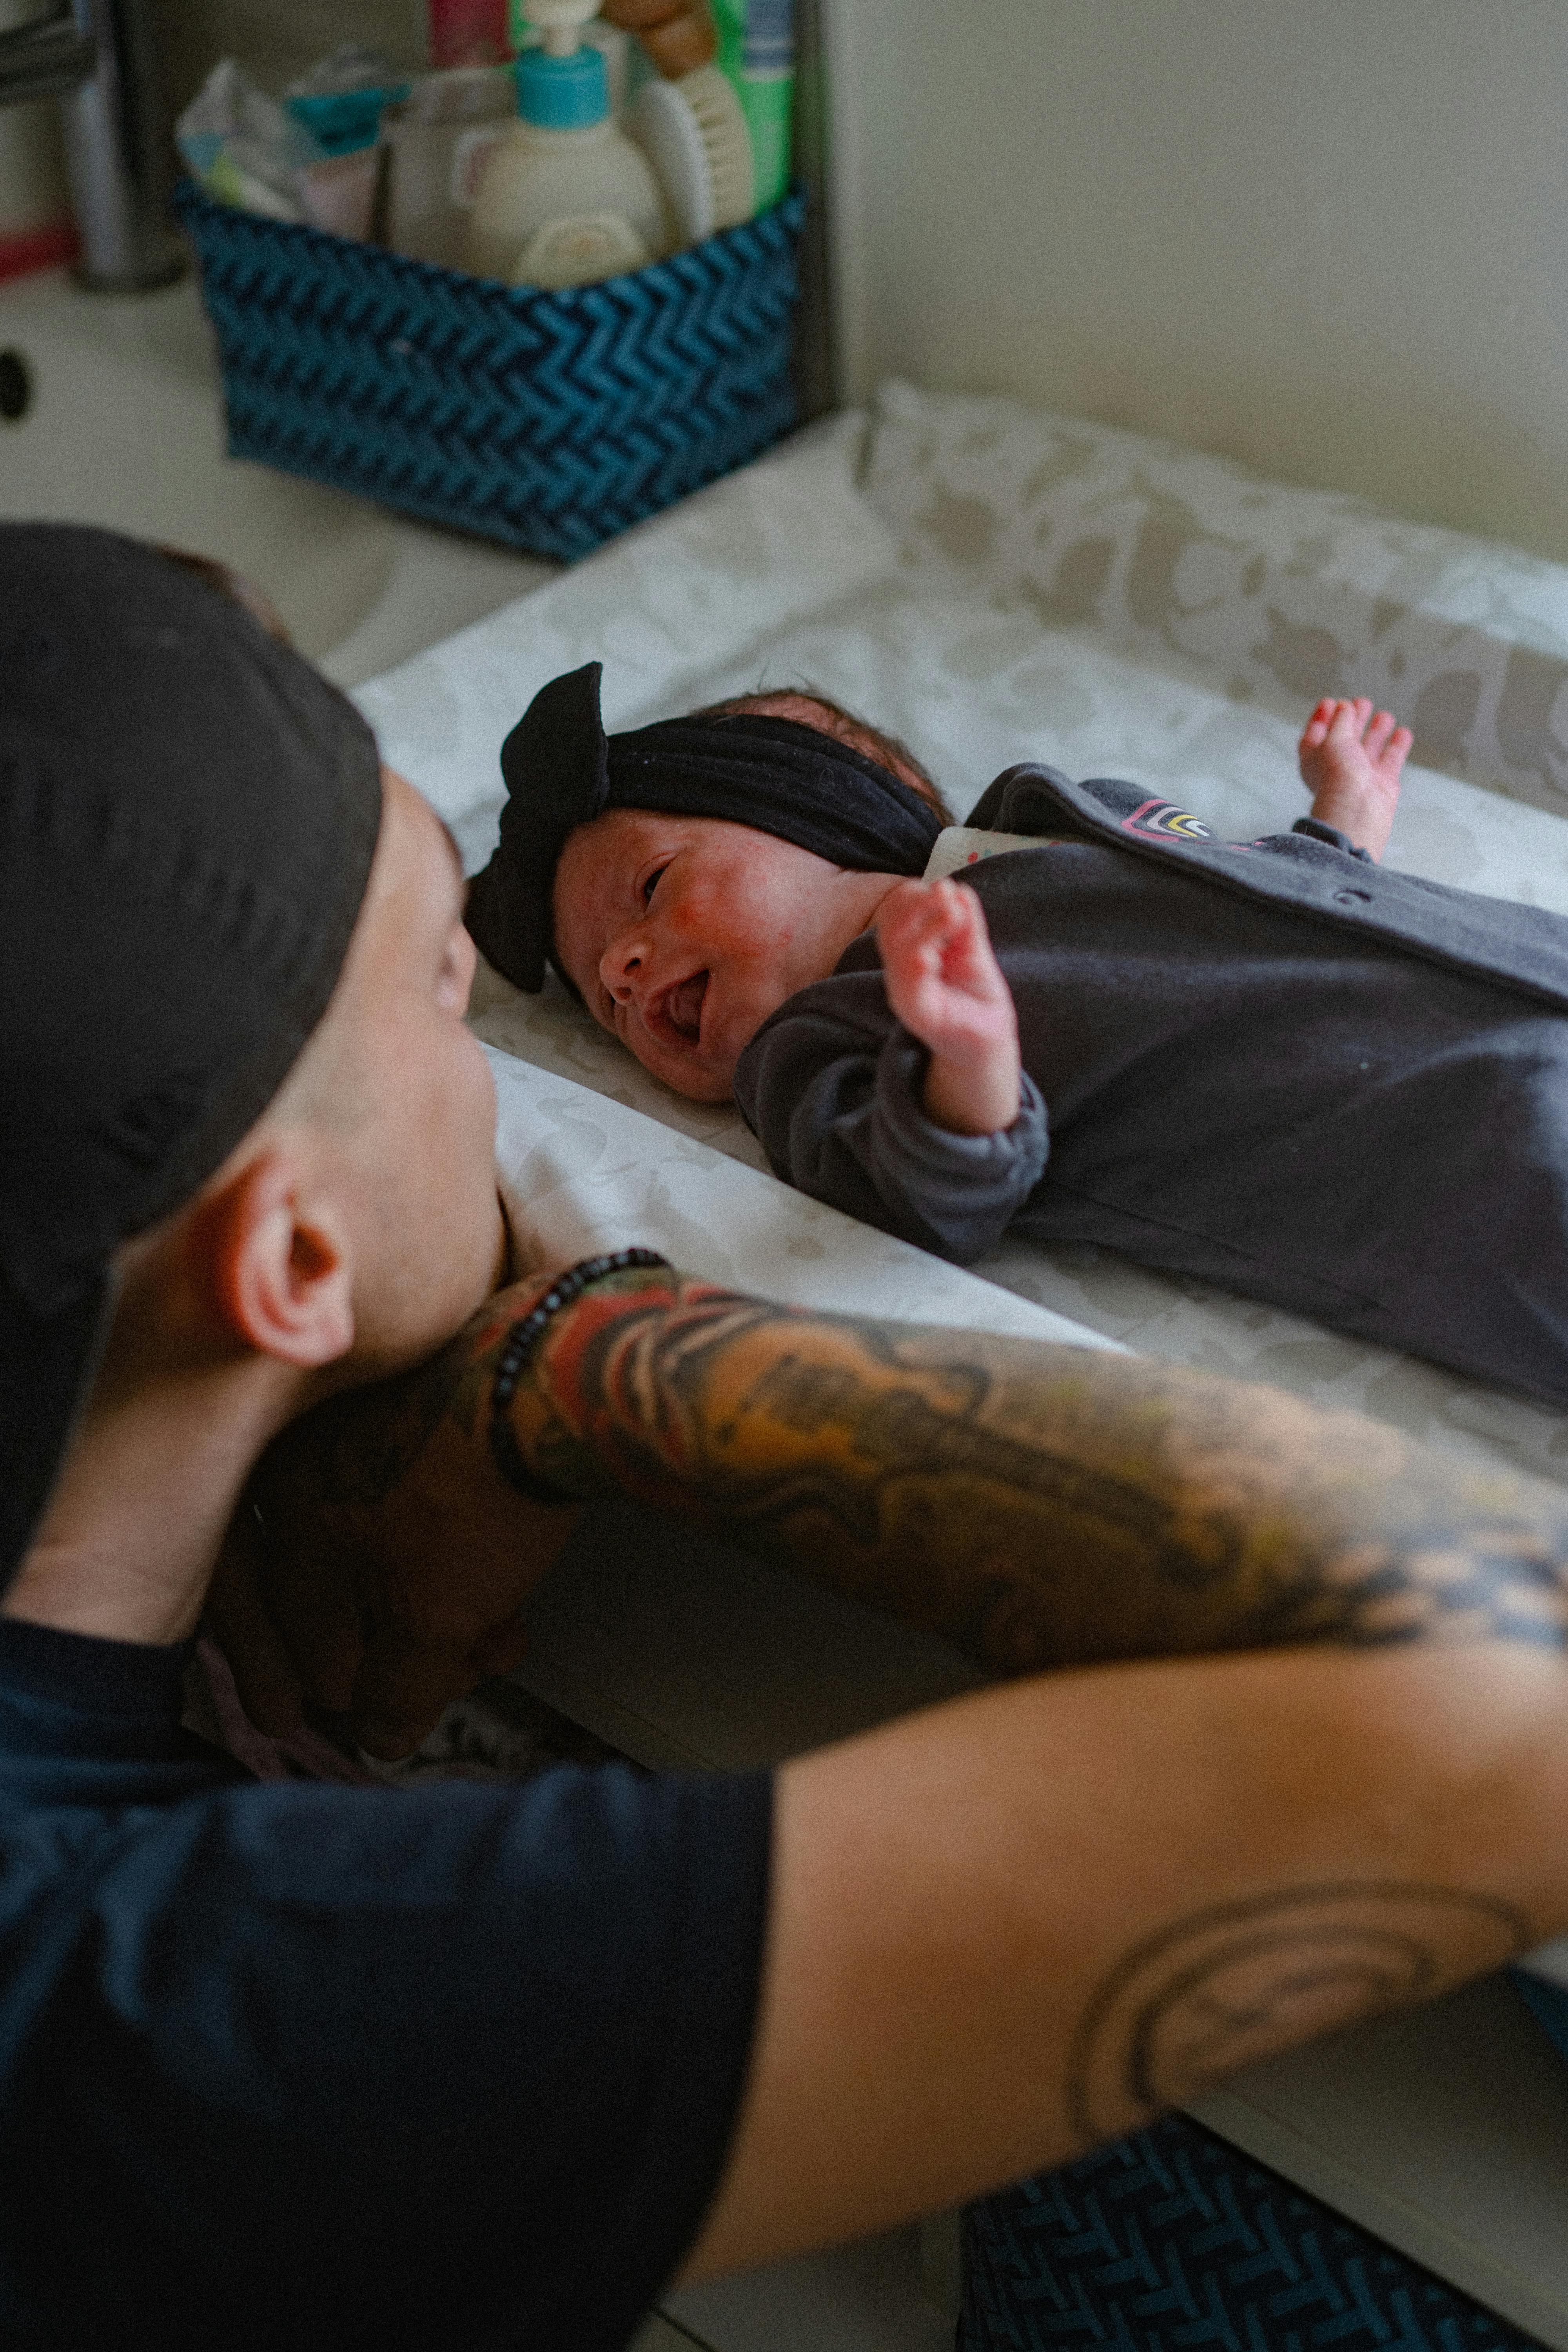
[0,1615,771,2352]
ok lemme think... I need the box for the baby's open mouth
[653,970,709,1046]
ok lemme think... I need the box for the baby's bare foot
[1297,695,1413,862]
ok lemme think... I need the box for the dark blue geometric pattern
[959,2112,1545,2352]
[174,179,803,561]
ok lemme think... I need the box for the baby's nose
[601,927,650,1002]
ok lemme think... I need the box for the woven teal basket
[175,178,804,562]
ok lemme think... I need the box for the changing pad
[358,379,1568,1495]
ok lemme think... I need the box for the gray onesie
[733,763,1568,1405]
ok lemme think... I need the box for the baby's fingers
[878,876,959,933]
[877,878,962,965]
[938,885,1011,995]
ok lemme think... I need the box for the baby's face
[552,809,857,1100]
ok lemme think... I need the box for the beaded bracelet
[488,1247,672,1504]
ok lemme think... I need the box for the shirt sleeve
[0,1762,772,2352]
[736,984,1050,1264]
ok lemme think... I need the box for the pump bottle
[465,0,666,287]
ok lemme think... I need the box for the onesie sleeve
[1288,816,1375,861]
[735,979,1050,1264]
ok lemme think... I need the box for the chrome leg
[0,0,183,292]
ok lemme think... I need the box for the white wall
[149,0,428,115]
[823,0,1568,559]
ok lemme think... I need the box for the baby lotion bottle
[465,0,666,287]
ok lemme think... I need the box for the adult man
[6,521,1568,2350]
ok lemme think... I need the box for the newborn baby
[466,663,1568,1404]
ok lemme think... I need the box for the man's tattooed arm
[241,1258,1568,1746]
[495,1261,1568,1671]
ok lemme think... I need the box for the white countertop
[0,263,553,682]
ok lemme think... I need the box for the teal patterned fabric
[175,181,803,562]
[960,2113,1542,2352]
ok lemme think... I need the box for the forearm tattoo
[1069,1883,1529,2144]
[494,1267,1568,1674]
[258,1263,1568,1677]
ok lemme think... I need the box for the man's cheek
[448,1040,502,1229]
[468,1039,499,1161]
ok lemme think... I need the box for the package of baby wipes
[176,57,395,243]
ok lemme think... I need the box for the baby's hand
[876,878,1022,1135]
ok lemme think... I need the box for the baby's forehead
[553,808,672,927]
[557,804,769,891]
[565,804,667,869]
[552,807,644,915]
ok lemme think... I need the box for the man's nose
[601,926,652,1004]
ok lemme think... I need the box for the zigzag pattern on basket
[176,181,803,561]
[959,2114,1541,2352]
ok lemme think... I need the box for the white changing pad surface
[357,388,1568,2341]
[487,1049,1108,1348]
[359,383,1568,1495]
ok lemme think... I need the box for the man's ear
[202,1150,356,1369]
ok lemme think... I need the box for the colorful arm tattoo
[485,1260,1568,1674]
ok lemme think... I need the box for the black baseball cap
[0,524,383,1590]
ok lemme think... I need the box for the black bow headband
[464,662,943,992]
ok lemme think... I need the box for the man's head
[178,766,501,1386]
[465,665,951,1100]
[0,526,500,1592]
